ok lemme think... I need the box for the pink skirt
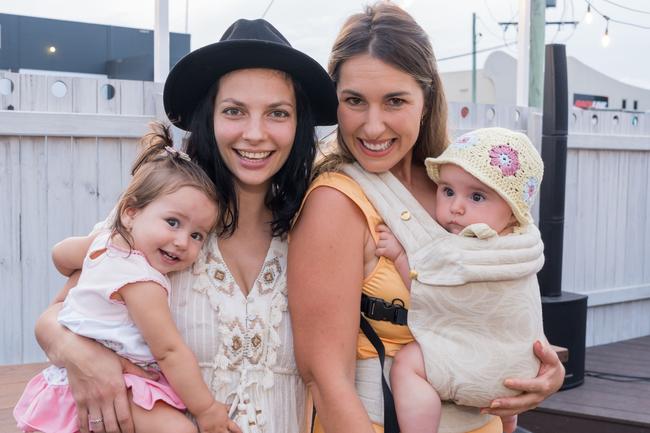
[13,365,186,433]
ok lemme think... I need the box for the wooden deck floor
[1,338,648,433]
[519,335,650,433]
[0,362,46,433]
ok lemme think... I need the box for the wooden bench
[550,344,569,363]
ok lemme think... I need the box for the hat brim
[164,40,338,130]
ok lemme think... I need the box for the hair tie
[164,146,191,162]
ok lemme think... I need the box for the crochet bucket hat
[164,18,338,131]
[425,127,544,227]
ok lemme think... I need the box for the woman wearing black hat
[33,19,337,433]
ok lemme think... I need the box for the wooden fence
[565,108,650,346]
[0,73,649,364]
[0,73,158,364]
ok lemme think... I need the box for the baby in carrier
[374,127,547,433]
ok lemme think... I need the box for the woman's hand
[35,296,157,433]
[483,340,565,418]
[62,333,158,433]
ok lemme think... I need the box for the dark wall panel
[19,16,108,74]
[0,14,21,71]
[0,13,190,80]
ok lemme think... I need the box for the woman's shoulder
[306,171,378,218]
[309,170,360,193]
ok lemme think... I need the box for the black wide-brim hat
[164,18,338,131]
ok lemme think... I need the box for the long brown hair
[315,2,449,176]
[112,122,218,250]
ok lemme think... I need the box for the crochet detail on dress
[193,238,289,431]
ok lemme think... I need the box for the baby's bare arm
[375,224,411,290]
[52,234,98,276]
[119,281,240,433]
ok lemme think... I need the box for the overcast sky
[2,0,649,88]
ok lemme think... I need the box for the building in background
[0,13,190,81]
[441,50,650,111]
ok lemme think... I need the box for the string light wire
[261,0,275,19]
[585,1,650,29]
[601,0,650,14]
[438,42,515,62]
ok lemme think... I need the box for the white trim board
[0,111,155,138]
[575,283,650,307]
[568,133,650,151]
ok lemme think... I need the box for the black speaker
[542,45,568,135]
[538,44,588,390]
[541,292,588,389]
[538,44,568,297]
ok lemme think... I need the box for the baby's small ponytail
[131,122,192,176]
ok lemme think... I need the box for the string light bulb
[585,3,593,24]
[602,18,610,47]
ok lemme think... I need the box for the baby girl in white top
[376,127,546,433]
[14,124,242,433]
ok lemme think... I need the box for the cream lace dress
[168,235,307,433]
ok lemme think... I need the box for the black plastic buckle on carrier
[358,293,408,433]
[360,293,408,326]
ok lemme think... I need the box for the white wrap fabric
[343,163,546,433]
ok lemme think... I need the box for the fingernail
[491,401,501,409]
[480,409,488,415]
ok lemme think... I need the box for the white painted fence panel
[565,108,650,346]
[0,112,155,364]
[0,72,161,116]
[0,136,22,364]
[1,73,649,362]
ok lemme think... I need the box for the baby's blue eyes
[442,188,485,202]
[167,218,205,242]
[471,193,486,202]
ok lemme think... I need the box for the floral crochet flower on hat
[425,127,544,227]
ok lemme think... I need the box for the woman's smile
[357,138,396,156]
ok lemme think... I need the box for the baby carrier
[343,163,546,433]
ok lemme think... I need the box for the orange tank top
[305,172,414,359]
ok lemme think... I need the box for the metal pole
[529,0,546,108]
[154,0,170,83]
[185,0,190,34]
[516,0,531,107]
[472,12,477,104]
